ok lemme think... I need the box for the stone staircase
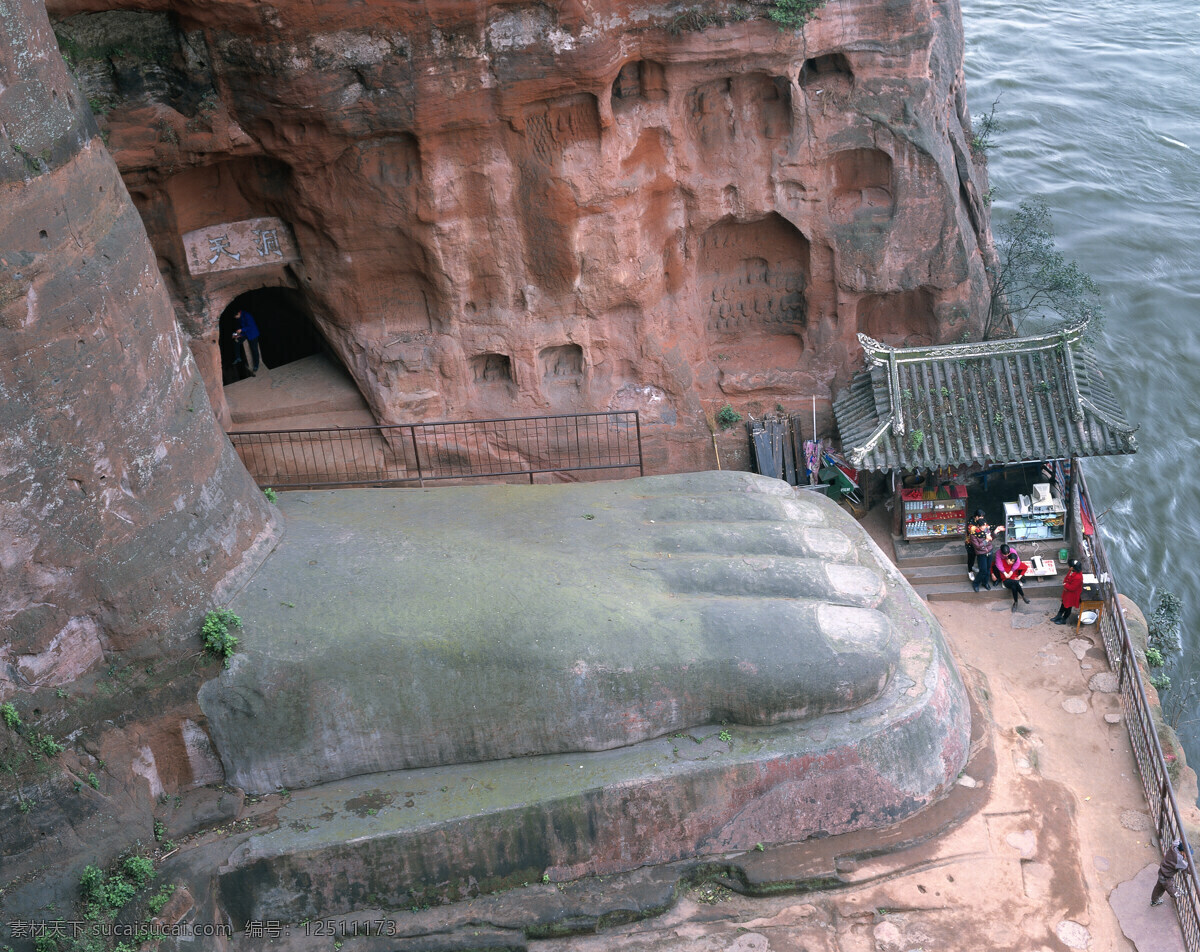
[890,534,1063,603]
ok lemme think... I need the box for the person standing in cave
[232,309,261,377]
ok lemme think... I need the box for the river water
[961,1,1200,761]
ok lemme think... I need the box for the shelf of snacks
[901,485,968,540]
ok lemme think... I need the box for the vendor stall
[832,323,1138,547]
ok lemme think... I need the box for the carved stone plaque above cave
[698,215,809,337]
[183,217,299,276]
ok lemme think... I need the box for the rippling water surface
[962,0,1200,758]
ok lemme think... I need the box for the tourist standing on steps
[232,309,261,376]
[1052,559,1084,625]
[967,510,1000,592]
[1151,839,1190,906]
[994,544,1030,611]
[965,511,988,576]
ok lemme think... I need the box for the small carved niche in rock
[856,288,936,345]
[686,74,791,150]
[686,78,734,150]
[698,214,810,339]
[472,353,514,385]
[829,148,894,218]
[345,134,421,196]
[540,344,584,382]
[522,94,602,166]
[743,73,791,140]
[611,60,667,109]
[799,52,853,88]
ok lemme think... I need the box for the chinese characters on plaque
[182,217,299,276]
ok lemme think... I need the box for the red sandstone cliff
[46,0,995,470]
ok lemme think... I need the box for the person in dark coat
[232,309,261,375]
[1151,839,1190,906]
[1052,559,1084,625]
[966,511,988,576]
[967,510,1001,592]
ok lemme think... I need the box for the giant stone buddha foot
[201,472,970,924]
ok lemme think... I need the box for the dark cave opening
[219,287,326,385]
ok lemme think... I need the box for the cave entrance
[219,287,374,430]
[219,287,325,384]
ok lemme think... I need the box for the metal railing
[229,410,644,489]
[1077,459,1199,948]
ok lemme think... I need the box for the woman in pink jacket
[993,544,1030,612]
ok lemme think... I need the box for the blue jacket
[238,311,260,341]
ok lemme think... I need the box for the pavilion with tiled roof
[833,323,1138,472]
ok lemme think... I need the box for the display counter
[1004,492,1066,543]
[902,485,968,541]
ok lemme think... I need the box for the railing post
[409,424,424,488]
[634,410,644,476]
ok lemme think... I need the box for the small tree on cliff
[768,0,827,29]
[985,198,1105,339]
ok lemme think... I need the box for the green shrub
[1149,592,1183,654]
[79,864,105,904]
[768,0,826,29]
[102,874,137,909]
[1146,646,1165,668]
[123,855,154,888]
[263,487,278,503]
[715,404,742,431]
[1,702,20,731]
[37,734,64,757]
[147,884,176,916]
[202,609,242,666]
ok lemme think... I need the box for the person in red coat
[993,544,1030,612]
[1053,559,1084,625]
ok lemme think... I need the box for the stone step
[917,580,1062,604]
[890,536,970,568]
[900,562,977,586]
[227,352,372,426]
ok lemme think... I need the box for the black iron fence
[1077,459,1200,948]
[229,411,643,490]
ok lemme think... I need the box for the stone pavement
[1111,864,1186,952]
